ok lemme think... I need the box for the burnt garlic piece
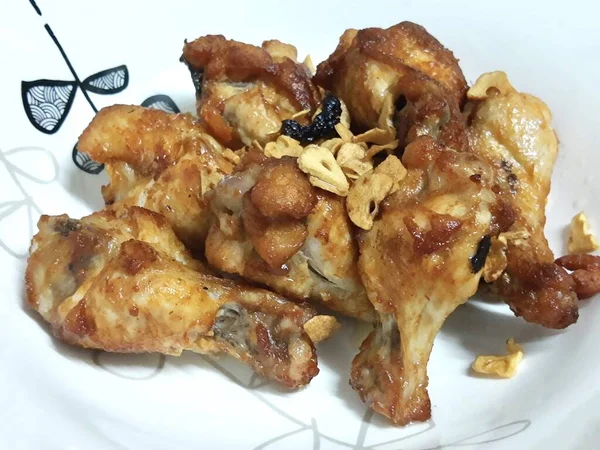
[281,93,342,144]
[470,235,492,273]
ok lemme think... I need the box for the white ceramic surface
[1,1,599,449]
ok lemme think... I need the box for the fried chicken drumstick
[26,206,323,388]
[353,137,500,424]
[316,21,495,424]
[314,21,468,151]
[182,35,321,148]
[466,72,600,328]
[77,105,235,251]
[205,150,373,320]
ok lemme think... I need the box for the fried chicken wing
[352,137,498,424]
[467,72,580,328]
[26,206,322,388]
[77,105,234,250]
[182,35,321,148]
[314,22,468,150]
[205,154,373,320]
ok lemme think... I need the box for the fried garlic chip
[351,93,397,145]
[335,122,354,142]
[472,338,523,378]
[222,148,242,165]
[467,71,516,100]
[303,55,316,75]
[200,167,226,197]
[345,155,407,230]
[568,211,599,254]
[365,140,399,160]
[337,143,373,180]
[483,236,508,283]
[373,155,407,194]
[264,135,304,159]
[483,230,530,283]
[352,127,396,146]
[321,137,345,154]
[303,315,341,343]
[347,172,393,230]
[339,99,351,130]
[291,109,311,120]
[297,145,349,196]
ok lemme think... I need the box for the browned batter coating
[182,35,321,148]
[467,73,580,329]
[353,137,498,425]
[205,155,373,320]
[556,254,600,300]
[26,206,321,388]
[314,22,468,150]
[77,105,234,250]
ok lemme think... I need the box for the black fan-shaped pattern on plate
[141,94,181,114]
[72,144,104,175]
[21,80,77,134]
[81,65,129,95]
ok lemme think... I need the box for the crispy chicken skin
[26,206,320,388]
[205,154,373,320]
[77,105,234,250]
[353,137,499,424]
[182,35,321,148]
[467,73,580,329]
[314,22,468,150]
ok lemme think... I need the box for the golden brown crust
[496,260,578,328]
[467,76,579,329]
[205,158,373,319]
[354,142,497,424]
[314,22,468,150]
[242,195,308,270]
[316,22,467,104]
[250,158,317,220]
[26,207,321,388]
[77,105,234,250]
[78,105,204,185]
[556,254,600,300]
[351,328,431,424]
[183,35,321,148]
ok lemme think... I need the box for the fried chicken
[77,105,235,251]
[314,21,468,151]
[555,254,600,300]
[205,153,373,320]
[26,206,323,388]
[182,35,321,148]
[467,72,585,329]
[352,136,499,424]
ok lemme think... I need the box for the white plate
[1,0,599,448]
